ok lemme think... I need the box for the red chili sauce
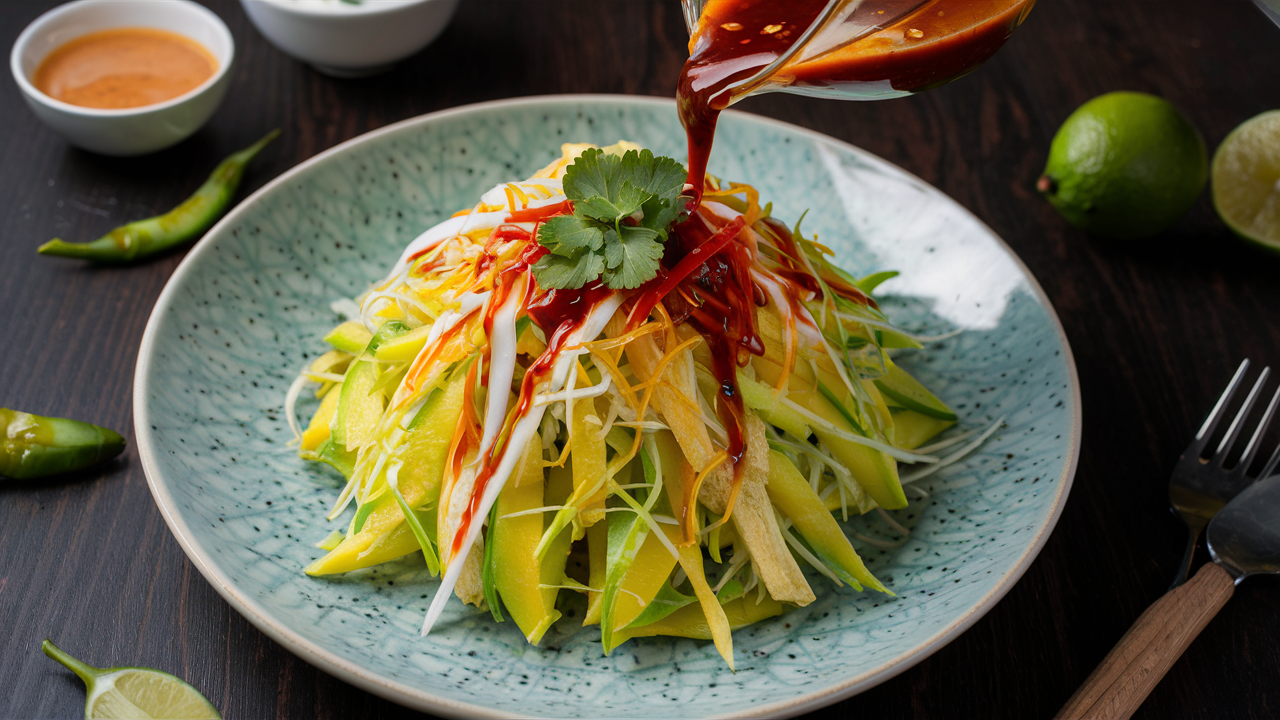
[678,0,1034,195]
[452,236,612,557]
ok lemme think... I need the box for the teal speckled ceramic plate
[135,95,1080,718]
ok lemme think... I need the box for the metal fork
[1168,359,1280,589]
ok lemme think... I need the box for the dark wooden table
[3,1,1278,718]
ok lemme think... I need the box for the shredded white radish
[912,428,979,455]
[498,505,565,520]
[594,392,624,441]
[832,312,966,345]
[329,298,361,319]
[901,416,1005,484]
[876,507,911,536]
[778,520,841,586]
[283,371,310,443]
[538,583,602,593]
[478,274,527,459]
[421,294,623,637]
[905,484,930,501]
[712,552,750,593]
[618,588,646,606]
[614,420,669,432]
[608,483,679,560]
[393,210,506,267]
[779,396,937,463]
[359,289,436,329]
[855,533,907,550]
[641,435,664,514]
[535,373,612,407]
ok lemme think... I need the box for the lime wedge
[42,640,221,720]
[1212,110,1280,252]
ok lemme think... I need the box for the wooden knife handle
[1055,562,1236,720]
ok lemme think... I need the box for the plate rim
[133,93,1082,719]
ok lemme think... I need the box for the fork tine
[1258,425,1280,481]
[1236,372,1280,474]
[1191,359,1251,453]
[1215,366,1271,466]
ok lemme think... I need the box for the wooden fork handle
[1055,563,1236,719]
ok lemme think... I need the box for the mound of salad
[287,141,997,668]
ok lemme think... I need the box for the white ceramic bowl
[10,0,234,157]
[241,0,459,78]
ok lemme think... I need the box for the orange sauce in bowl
[33,27,218,110]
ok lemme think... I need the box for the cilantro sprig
[533,148,689,291]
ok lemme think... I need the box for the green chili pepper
[0,408,126,480]
[37,129,281,262]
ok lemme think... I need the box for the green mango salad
[287,142,999,668]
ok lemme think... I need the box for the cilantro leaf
[535,146,690,290]
[537,215,606,257]
[602,226,665,290]
[565,149,686,224]
[638,193,686,235]
[574,182,649,223]
[623,150,687,201]
[532,251,605,290]
[564,149,647,222]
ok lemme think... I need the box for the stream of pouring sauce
[664,0,1031,514]
[679,0,1034,196]
[446,1,1037,564]
[425,4,1041,629]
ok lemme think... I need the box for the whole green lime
[1038,91,1208,240]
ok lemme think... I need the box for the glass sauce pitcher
[679,0,1035,106]
[677,0,1035,190]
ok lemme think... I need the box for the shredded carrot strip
[532,157,569,180]
[582,320,663,354]
[683,450,728,544]
[676,285,699,308]
[508,183,531,209]
[776,303,797,394]
[740,185,761,228]
[654,301,680,350]
[442,363,481,517]
[403,308,480,392]
[545,436,572,468]
[584,344,640,412]
[700,186,740,199]
[507,200,571,223]
[706,463,749,538]
[809,238,835,256]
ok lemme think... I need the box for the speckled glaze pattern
[135,96,1080,719]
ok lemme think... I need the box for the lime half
[1212,110,1280,252]
[42,640,221,719]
